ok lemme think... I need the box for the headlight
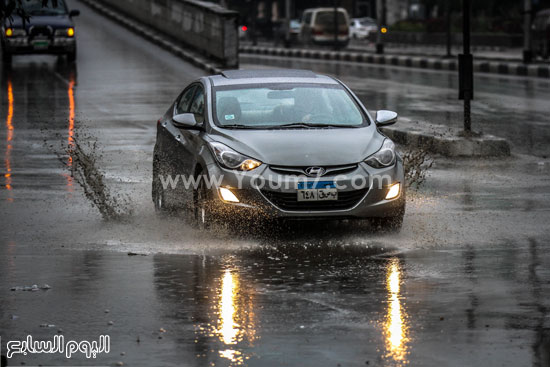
[55,28,75,37]
[5,28,26,37]
[208,142,262,171]
[365,139,396,168]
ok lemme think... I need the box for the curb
[240,45,550,79]
[380,119,511,157]
[79,0,223,74]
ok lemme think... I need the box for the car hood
[210,125,384,166]
[7,15,73,30]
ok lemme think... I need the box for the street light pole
[523,0,533,63]
[458,0,473,132]
[333,0,339,51]
[375,0,386,54]
[445,0,452,58]
[284,0,291,48]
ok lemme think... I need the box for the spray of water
[64,131,133,221]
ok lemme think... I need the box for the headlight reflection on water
[215,268,257,365]
[384,258,410,363]
[219,269,239,345]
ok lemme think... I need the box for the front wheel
[370,203,405,232]
[370,212,404,232]
[152,157,167,214]
[193,174,213,229]
[67,48,77,63]
[2,47,12,65]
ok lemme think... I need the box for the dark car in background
[533,9,550,59]
[1,0,79,64]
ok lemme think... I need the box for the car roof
[208,69,339,87]
[303,7,348,13]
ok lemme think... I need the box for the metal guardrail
[94,0,239,68]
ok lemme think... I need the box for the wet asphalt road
[1,1,550,366]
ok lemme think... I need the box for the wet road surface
[1,1,550,366]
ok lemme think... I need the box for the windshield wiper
[29,10,62,15]
[270,123,360,129]
[220,124,261,129]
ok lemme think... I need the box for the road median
[381,118,511,157]
[240,45,550,79]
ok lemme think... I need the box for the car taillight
[241,26,248,32]
[312,29,323,35]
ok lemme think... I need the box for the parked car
[152,69,405,230]
[1,0,79,64]
[533,9,550,59]
[289,18,301,42]
[299,7,350,48]
[349,17,377,40]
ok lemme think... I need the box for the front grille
[29,26,53,38]
[261,188,368,211]
[270,164,358,177]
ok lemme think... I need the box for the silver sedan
[152,69,405,230]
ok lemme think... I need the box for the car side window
[175,86,197,115]
[303,12,312,25]
[189,87,205,124]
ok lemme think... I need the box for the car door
[160,84,197,205]
[173,84,206,205]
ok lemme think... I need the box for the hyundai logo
[305,167,326,177]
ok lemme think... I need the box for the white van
[300,8,350,48]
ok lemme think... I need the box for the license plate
[297,188,338,201]
[32,41,50,50]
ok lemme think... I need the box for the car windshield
[21,0,67,15]
[360,19,376,26]
[214,84,367,129]
[316,11,347,27]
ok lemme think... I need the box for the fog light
[219,187,239,203]
[385,183,400,200]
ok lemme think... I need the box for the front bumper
[3,37,75,54]
[311,35,350,45]
[205,160,405,221]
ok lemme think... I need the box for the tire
[193,173,213,230]
[370,203,405,232]
[2,47,12,65]
[152,157,167,214]
[67,48,77,63]
[371,212,404,232]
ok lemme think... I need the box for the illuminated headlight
[219,187,239,203]
[365,139,396,168]
[55,28,75,37]
[385,183,401,200]
[5,28,26,37]
[209,142,262,171]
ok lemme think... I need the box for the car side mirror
[375,110,398,126]
[69,9,80,17]
[172,113,198,128]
